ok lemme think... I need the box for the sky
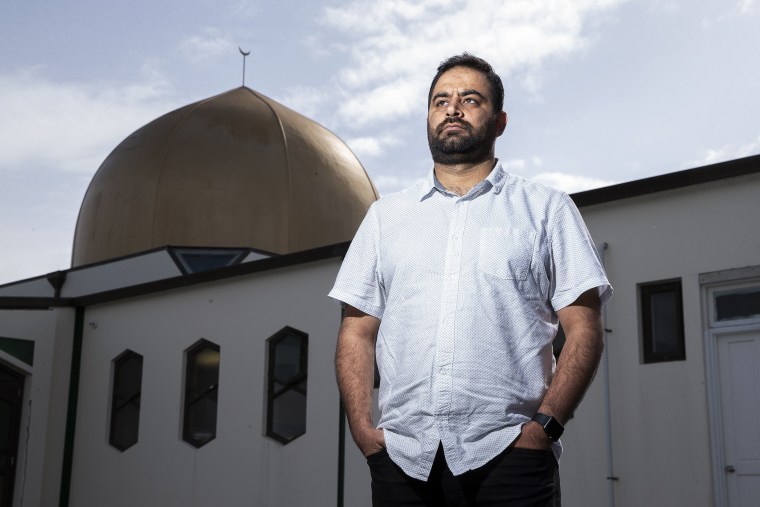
[1,0,758,285]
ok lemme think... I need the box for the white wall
[68,258,346,507]
[561,172,760,507]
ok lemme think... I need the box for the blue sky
[1,0,758,284]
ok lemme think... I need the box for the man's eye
[436,100,448,107]
[464,98,478,104]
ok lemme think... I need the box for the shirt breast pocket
[477,227,536,280]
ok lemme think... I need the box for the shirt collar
[418,160,507,200]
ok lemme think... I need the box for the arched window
[266,327,308,444]
[183,339,220,448]
[109,350,143,451]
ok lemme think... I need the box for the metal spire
[239,47,251,86]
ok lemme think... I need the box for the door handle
[725,465,736,473]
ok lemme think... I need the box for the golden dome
[72,87,378,267]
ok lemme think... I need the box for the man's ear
[496,111,508,137]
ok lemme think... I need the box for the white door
[716,329,760,506]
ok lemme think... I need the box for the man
[330,53,612,506]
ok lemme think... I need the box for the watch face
[533,413,564,441]
[544,418,563,441]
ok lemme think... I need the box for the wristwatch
[531,412,564,442]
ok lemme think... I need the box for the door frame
[701,265,760,507]
[0,361,26,507]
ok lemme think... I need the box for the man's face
[427,66,505,165]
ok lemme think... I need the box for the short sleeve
[548,194,613,311]
[328,203,386,319]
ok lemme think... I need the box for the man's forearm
[336,325,375,430]
[540,289,604,424]
[335,307,384,455]
[539,320,603,424]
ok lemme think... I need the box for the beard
[427,116,498,165]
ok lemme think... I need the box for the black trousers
[367,444,560,507]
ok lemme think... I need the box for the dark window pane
[116,354,143,397]
[715,287,760,322]
[273,334,302,382]
[266,327,308,444]
[179,253,239,273]
[271,390,307,441]
[640,280,685,363]
[170,248,248,274]
[0,400,11,446]
[184,396,218,446]
[111,403,140,451]
[109,351,143,451]
[183,340,220,448]
[0,337,35,366]
[650,291,680,356]
[187,346,220,394]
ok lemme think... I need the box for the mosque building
[0,83,758,507]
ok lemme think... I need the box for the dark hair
[427,53,504,113]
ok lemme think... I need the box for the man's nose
[446,100,462,117]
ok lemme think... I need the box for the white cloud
[682,134,760,169]
[345,134,402,158]
[231,0,262,18]
[702,0,756,26]
[500,155,547,173]
[372,174,427,195]
[272,85,332,120]
[738,0,756,14]
[302,34,333,59]
[320,0,628,128]
[179,29,237,64]
[336,77,422,128]
[498,156,614,193]
[646,0,681,14]
[531,171,616,192]
[502,159,527,171]
[0,67,180,174]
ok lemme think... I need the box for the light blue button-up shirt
[329,163,612,480]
